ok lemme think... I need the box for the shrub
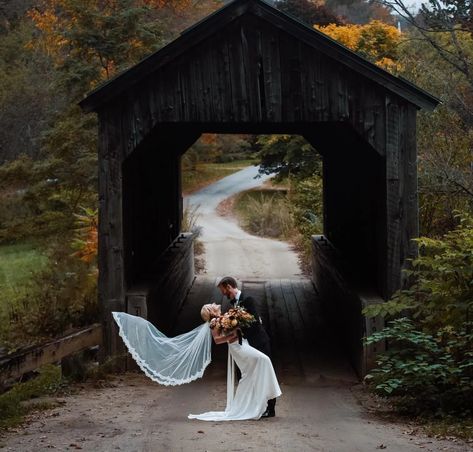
[290,175,323,271]
[364,212,473,417]
[365,318,473,416]
[365,212,473,329]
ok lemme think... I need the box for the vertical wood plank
[385,97,402,297]
[261,22,282,122]
[98,107,126,362]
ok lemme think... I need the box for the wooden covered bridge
[80,0,438,376]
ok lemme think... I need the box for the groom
[217,276,277,418]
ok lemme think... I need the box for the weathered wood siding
[110,14,392,157]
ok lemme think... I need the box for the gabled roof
[79,0,440,113]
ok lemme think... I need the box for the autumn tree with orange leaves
[316,20,402,71]
[28,0,167,98]
[16,0,222,252]
[0,0,223,347]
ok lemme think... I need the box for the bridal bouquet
[209,307,256,344]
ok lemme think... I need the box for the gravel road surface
[186,166,303,279]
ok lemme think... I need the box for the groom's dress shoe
[261,409,275,418]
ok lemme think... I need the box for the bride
[112,303,281,421]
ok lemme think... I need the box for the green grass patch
[182,159,257,194]
[0,243,48,303]
[0,364,62,429]
[233,189,294,239]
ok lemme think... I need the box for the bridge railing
[311,235,385,378]
[0,324,102,383]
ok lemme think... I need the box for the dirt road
[1,371,470,452]
[185,166,303,279]
[1,169,471,451]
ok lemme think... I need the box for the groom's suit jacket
[224,292,272,360]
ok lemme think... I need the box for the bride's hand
[226,329,239,344]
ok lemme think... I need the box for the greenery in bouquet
[209,307,256,335]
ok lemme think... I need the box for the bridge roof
[80,0,440,113]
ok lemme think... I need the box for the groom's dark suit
[229,293,272,359]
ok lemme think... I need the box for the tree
[257,135,323,272]
[0,18,60,163]
[396,31,473,235]
[28,0,165,100]
[381,0,473,95]
[0,0,35,32]
[28,0,222,97]
[416,106,473,234]
[275,0,344,26]
[316,20,402,70]
[325,0,393,25]
[257,135,321,181]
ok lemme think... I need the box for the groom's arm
[240,296,263,325]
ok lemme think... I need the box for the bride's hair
[201,304,219,322]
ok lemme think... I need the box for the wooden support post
[385,99,418,298]
[359,294,385,376]
[385,98,402,298]
[98,109,126,364]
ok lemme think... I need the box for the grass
[182,159,257,194]
[233,188,294,239]
[0,364,62,430]
[0,243,48,305]
[0,243,49,351]
[232,187,316,274]
[181,203,206,273]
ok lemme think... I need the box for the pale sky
[398,0,428,12]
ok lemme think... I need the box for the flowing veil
[112,312,212,386]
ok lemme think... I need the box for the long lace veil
[112,312,212,386]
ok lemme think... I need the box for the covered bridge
[80,0,439,374]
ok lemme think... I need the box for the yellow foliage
[317,23,361,51]
[316,20,402,71]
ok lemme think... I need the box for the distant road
[185,166,303,280]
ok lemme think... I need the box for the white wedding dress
[113,312,281,421]
[188,338,281,421]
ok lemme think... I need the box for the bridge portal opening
[120,128,386,377]
[122,127,386,295]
